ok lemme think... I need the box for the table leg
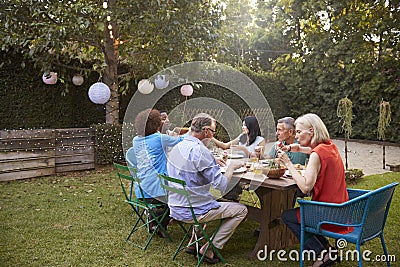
[248,186,298,259]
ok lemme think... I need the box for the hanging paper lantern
[154,75,169,89]
[180,84,193,97]
[72,74,84,86]
[42,72,58,85]
[88,82,111,104]
[138,79,154,94]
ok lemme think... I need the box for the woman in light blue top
[212,116,265,158]
[127,109,183,199]
[126,109,183,231]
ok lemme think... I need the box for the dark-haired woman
[212,116,265,158]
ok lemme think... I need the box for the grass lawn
[1,165,399,266]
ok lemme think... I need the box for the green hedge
[0,52,104,129]
[93,123,124,165]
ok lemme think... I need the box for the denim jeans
[281,208,329,256]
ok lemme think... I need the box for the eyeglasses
[203,127,216,133]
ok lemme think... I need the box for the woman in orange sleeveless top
[278,113,349,267]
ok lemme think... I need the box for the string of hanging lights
[103,0,114,40]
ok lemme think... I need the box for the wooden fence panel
[55,128,95,173]
[0,129,56,181]
[0,128,95,181]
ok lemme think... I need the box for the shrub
[345,168,364,184]
[93,123,124,164]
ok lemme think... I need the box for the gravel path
[265,139,400,176]
[332,139,400,176]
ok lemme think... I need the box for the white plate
[228,154,245,159]
[220,166,247,174]
[259,159,270,164]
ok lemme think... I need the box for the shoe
[185,246,197,256]
[198,252,220,264]
[320,256,339,267]
[315,251,339,267]
[156,229,167,238]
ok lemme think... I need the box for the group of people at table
[126,108,348,267]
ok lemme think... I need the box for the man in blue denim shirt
[167,113,248,263]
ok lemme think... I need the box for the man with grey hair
[167,113,248,263]
[267,116,309,165]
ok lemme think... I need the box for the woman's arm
[278,149,320,195]
[282,144,312,154]
[212,136,239,150]
[234,138,266,158]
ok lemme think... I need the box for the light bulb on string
[103,1,108,9]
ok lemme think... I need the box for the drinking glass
[253,163,263,175]
[250,155,259,163]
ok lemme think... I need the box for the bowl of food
[266,166,286,179]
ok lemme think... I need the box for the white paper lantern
[154,75,169,89]
[138,79,154,94]
[72,74,84,86]
[88,82,111,104]
[42,72,58,85]
[180,84,193,96]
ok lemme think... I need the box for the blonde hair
[295,113,330,147]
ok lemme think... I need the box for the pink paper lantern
[180,84,193,97]
[42,72,58,85]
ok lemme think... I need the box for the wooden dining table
[229,158,299,259]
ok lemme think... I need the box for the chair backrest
[359,182,398,242]
[125,147,137,199]
[347,188,370,200]
[114,163,145,202]
[157,173,197,219]
[125,147,137,168]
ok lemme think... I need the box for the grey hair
[278,117,295,130]
[190,113,215,133]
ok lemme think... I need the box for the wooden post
[378,101,391,170]
[383,141,386,169]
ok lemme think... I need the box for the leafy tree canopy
[0,0,223,123]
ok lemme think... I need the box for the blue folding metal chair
[298,182,398,267]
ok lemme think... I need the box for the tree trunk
[103,0,119,125]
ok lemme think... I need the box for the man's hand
[215,156,226,167]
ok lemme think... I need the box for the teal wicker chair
[298,182,398,267]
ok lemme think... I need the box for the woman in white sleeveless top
[212,116,265,158]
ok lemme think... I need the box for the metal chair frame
[114,163,172,250]
[158,173,226,266]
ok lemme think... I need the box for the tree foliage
[252,0,399,140]
[0,0,222,124]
